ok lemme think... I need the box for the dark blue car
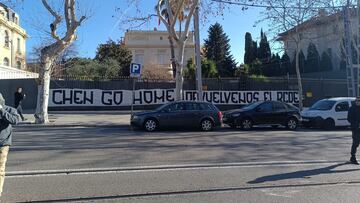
[222,101,300,130]
[131,101,222,132]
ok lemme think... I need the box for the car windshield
[310,100,336,111]
[242,101,262,110]
[155,103,168,111]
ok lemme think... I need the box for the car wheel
[242,118,253,130]
[201,119,213,131]
[323,118,335,130]
[286,118,298,130]
[143,119,158,132]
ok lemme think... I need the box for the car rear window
[199,103,215,111]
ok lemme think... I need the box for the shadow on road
[248,162,359,184]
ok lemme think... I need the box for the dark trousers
[16,105,25,121]
[351,129,360,157]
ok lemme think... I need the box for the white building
[0,3,37,79]
[278,10,357,71]
[124,30,195,71]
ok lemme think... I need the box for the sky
[11,0,269,64]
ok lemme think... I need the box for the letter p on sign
[130,63,142,78]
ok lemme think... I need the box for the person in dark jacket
[0,93,20,197]
[347,97,360,164]
[14,87,25,121]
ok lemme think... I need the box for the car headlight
[231,113,241,117]
[132,115,139,120]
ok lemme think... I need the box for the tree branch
[181,0,198,42]
[41,0,62,41]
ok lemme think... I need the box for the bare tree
[156,0,199,100]
[123,0,227,101]
[33,0,86,123]
[247,0,334,110]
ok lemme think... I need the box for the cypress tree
[320,49,333,71]
[305,43,320,73]
[204,23,237,77]
[258,29,271,62]
[244,32,257,65]
[281,53,291,76]
[299,50,306,74]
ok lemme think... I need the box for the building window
[17,38,20,52]
[134,50,144,65]
[3,58,9,66]
[16,61,21,69]
[157,50,167,65]
[4,31,9,48]
[14,16,18,24]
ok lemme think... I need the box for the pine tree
[204,23,237,77]
[305,43,320,73]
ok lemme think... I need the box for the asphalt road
[3,126,360,202]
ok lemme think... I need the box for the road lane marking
[6,160,346,178]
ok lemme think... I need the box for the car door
[252,102,274,125]
[184,102,202,127]
[334,101,350,126]
[158,103,186,128]
[273,101,288,125]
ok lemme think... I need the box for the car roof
[320,97,356,102]
[170,101,213,104]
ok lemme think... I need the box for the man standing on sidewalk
[0,93,20,196]
[14,87,25,121]
[348,97,360,165]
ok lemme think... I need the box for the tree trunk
[175,42,186,100]
[34,55,53,124]
[168,36,177,78]
[295,46,303,111]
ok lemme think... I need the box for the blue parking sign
[130,63,142,78]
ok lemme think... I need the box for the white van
[301,97,355,129]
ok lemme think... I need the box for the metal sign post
[131,77,136,117]
[130,63,142,117]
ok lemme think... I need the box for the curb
[15,124,131,129]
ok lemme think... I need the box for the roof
[0,65,38,79]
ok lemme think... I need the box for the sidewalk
[18,111,132,128]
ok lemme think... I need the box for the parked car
[130,101,222,132]
[222,101,300,130]
[301,97,355,129]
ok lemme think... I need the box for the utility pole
[344,0,356,97]
[194,0,203,101]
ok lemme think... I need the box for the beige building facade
[278,11,359,71]
[124,30,195,71]
[0,3,26,70]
